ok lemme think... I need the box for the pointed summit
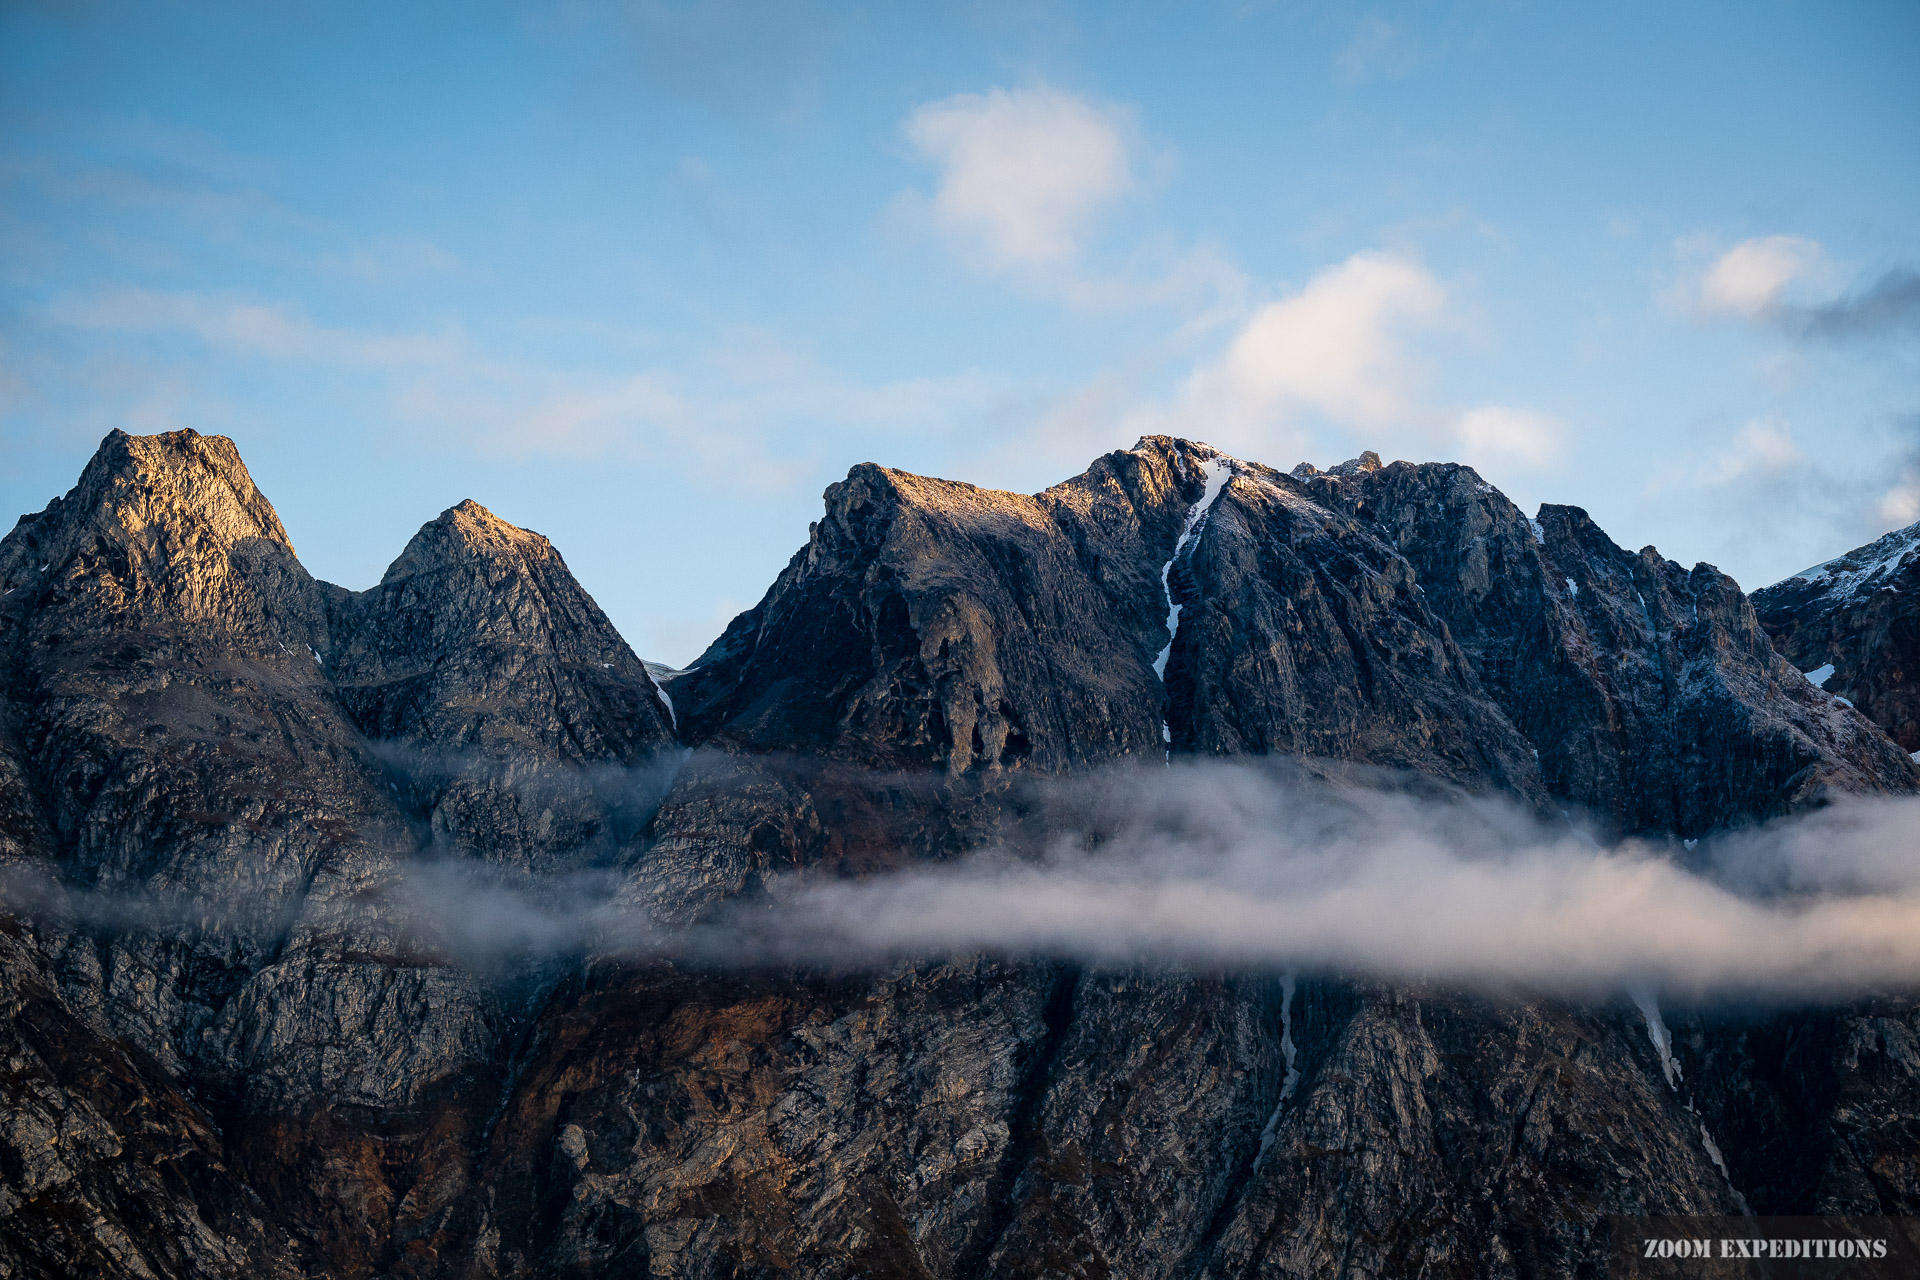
[0,428,320,649]
[377,497,555,585]
[327,499,675,759]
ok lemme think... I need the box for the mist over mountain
[1,428,1917,1279]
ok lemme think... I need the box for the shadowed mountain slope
[1754,519,1920,754]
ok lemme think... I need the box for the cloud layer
[716,763,1920,1001]
[15,760,1920,1003]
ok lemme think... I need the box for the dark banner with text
[1610,1218,1920,1278]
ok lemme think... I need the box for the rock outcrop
[1754,520,1920,754]
[1297,458,1917,835]
[1,429,1917,1279]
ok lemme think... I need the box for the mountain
[1753,519,1920,756]
[1,429,1917,1279]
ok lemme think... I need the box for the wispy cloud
[1800,268,1920,339]
[1171,250,1449,434]
[719,768,1920,1000]
[1334,16,1423,83]
[1707,416,1804,484]
[1681,235,1920,340]
[1453,405,1567,468]
[46,288,463,367]
[33,286,1007,486]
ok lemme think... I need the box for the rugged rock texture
[0,431,677,1278]
[1753,520,1920,753]
[644,440,1541,923]
[327,497,678,872]
[1,429,1917,1279]
[1296,457,1917,836]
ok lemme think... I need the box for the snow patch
[1565,577,1579,600]
[646,667,678,730]
[1683,839,1697,851]
[1787,521,1919,599]
[1253,972,1303,1173]
[1630,987,1682,1090]
[309,646,323,667]
[1153,456,1235,755]
[1803,663,1835,689]
[1698,1124,1753,1214]
[1527,517,1545,545]
[1629,988,1746,1207]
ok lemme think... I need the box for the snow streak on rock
[1154,456,1234,753]
[646,667,678,731]
[1631,986,1682,1090]
[1632,987,1751,1212]
[1253,971,1303,1174]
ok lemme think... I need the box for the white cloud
[320,236,463,284]
[903,85,1135,269]
[1694,235,1828,318]
[1453,405,1567,468]
[1144,250,1448,451]
[994,249,1569,479]
[1335,17,1419,83]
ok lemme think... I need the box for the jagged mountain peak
[0,428,318,647]
[379,496,564,585]
[1755,518,1920,752]
[1127,433,1229,465]
[1,428,294,576]
[329,494,676,759]
[1291,448,1386,480]
[678,437,1542,793]
[1781,518,1920,600]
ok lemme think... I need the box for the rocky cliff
[1,429,1916,1279]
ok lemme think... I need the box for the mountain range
[1,428,1916,1279]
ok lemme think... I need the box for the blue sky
[3,1,1916,665]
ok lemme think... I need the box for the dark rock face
[1677,996,1920,1217]
[1297,459,1917,836]
[1753,520,1920,753]
[1,429,1917,1279]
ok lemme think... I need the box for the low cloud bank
[7,760,1920,1000]
[699,763,1920,1000]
